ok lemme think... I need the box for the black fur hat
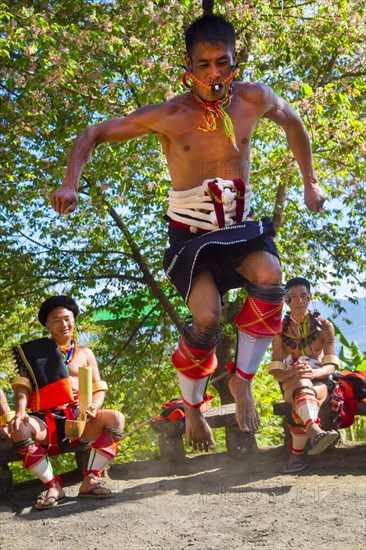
[38,295,79,326]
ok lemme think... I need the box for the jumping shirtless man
[51,15,326,452]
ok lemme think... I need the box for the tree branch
[272,180,288,230]
[83,177,185,332]
[318,51,338,87]
[332,70,366,81]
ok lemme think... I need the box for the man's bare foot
[78,475,112,498]
[228,375,260,433]
[184,406,216,452]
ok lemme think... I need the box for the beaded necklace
[280,311,322,355]
[178,67,239,151]
[58,338,76,372]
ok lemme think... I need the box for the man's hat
[285,277,311,292]
[38,295,79,326]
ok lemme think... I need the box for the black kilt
[163,218,279,303]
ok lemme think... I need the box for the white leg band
[176,372,209,408]
[289,428,309,454]
[86,448,111,474]
[28,455,55,485]
[296,401,319,425]
[235,331,272,379]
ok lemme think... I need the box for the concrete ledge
[151,402,257,461]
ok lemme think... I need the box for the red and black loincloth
[31,404,79,454]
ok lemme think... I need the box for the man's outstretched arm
[264,94,326,212]
[51,105,164,215]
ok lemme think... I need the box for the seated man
[270,277,339,473]
[9,295,125,509]
[0,387,14,439]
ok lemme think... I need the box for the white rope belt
[167,178,252,232]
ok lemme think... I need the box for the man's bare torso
[281,316,332,362]
[149,82,273,190]
[67,346,93,392]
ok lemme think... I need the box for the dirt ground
[0,441,365,550]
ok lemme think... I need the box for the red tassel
[205,180,225,228]
[233,179,246,222]
[225,361,236,375]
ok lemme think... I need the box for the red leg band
[226,358,256,380]
[305,418,321,428]
[46,474,64,488]
[92,431,120,460]
[289,442,306,454]
[235,295,283,336]
[172,338,217,380]
[17,442,48,470]
[82,470,102,477]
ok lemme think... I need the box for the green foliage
[10,460,36,484]
[119,427,160,463]
[254,359,284,447]
[346,415,366,443]
[332,321,366,371]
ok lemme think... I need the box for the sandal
[282,459,308,474]
[78,482,113,499]
[35,490,65,510]
[307,430,339,456]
